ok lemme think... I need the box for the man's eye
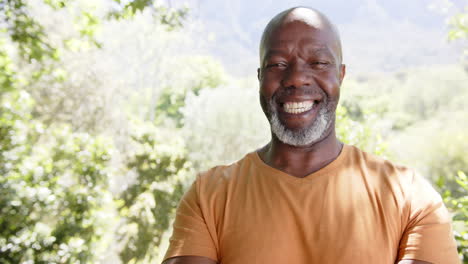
[311,61,329,65]
[309,61,331,69]
[266,63,286,68]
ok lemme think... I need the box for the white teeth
[283,101,314,114]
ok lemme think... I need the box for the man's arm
[396,173,459,263]
[162,257,433,264]
[398,260,432,264]
[163,257,430,264]
[162,175,220,263]
[162,256,218,264]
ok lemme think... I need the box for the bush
[438,171,468,262]
[0,91,116,263]
[117,122,194,264]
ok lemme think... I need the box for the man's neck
[258,130,343,178]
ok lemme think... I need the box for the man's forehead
[281,8,328,30]
[267,22,332,45]
[266,46,333,56]
[259,7,343,64]
[264,22,338,57]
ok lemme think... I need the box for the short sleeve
[398,172,460,264]
[163,175,218,262]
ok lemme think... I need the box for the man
[162,7,459,264]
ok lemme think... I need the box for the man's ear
[257,68,261,81]
[339,64,346,85]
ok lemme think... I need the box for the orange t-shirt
[164,145,459,264]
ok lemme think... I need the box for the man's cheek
[259,94,268,111]
[259,94,274,119]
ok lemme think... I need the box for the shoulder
[195,151,258,195]
[344,145,420,209]
[346,144,415,185]
[187,152,259,222]
[347,145,446,211]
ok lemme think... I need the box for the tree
[117,122,193,264]
[0,76,116,263]
[438,171,468,262]
[0,1,191,263]
[0,0,188,63]
[446,5,468,73]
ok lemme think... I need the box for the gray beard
[266,98,334,147]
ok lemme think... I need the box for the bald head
[259,7,343,65]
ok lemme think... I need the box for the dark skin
[162,257,432,264]
[257,18,345,178]
[162,8,433,264]
[163,256,217,264]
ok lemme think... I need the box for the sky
[180,0,467,76]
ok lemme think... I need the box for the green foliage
[438,171,468,262]
[428,131,468,194]
[181,82,270,170]
[0,0,58,62]
[340,66,468,132]
[108,0,189,30]
[155,56,227,127]
[448,6,468,69]
[155,90,187,126]
[0,1,193,263]
[448,8,468,41]
[0,0,187,73]
[336,105,388,156]
[0,89,116,263]
[74,11,102,48]
[43,0,67,9]
[0,42,16,94]
[118,123,193,264]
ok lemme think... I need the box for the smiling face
[258,12,345,147]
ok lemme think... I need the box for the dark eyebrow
[308,47,334,56]
[307,48,339,64]
[312,47,329,53]
[264,50,288,59]
[264,48,335,61]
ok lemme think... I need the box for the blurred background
[0,0,467,263]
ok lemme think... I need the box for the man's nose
[281,63,312,88]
